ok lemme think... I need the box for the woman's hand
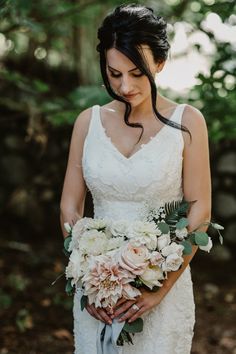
[112,288,162,323]
[85,303,113,325]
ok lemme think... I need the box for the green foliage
[194,232,209,246]
[176,217,189,229]
[15,309,33,332]
[123,317,144,333]
[181,240,192,255]
[7,273,30,291]
[157,222,170,234]
[0,290,12,310]
[65,279,74,296]
[0,0,235,141]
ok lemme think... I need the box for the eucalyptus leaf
[181,240,192,255]
[188,233,196,245]
[195,232,209,246]
[157,222,170,234]
[176,217,189,229]
[64,236,72,252]
[123,317,143,333]
[65,279,74,295]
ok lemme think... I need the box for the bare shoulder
[73,106,93,139]
[182,104,208,143]
[182,104,207,130]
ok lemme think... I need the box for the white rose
[175,227,188,240]
[150,251,165,267]
[199,237,213,252]
[86,218,107,231]
[162,253,184,272]
[109,220,129,237]
[139,266,164,289]
[161,242,184,257]
[65,249,87,285]
[79,229,108,255]
[128,221,158,250]
[106,236,125,251]
[157,233,171,251]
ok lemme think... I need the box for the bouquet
[63,199,224,348]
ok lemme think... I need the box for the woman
[60,4,211,354]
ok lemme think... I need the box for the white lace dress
[73,104,195,354]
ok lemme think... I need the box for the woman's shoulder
[182,103,207,132]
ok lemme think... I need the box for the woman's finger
[96,308,112,325]
[118,303,143,323]
[113,300,136,318]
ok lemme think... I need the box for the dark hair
[97,3,190,142]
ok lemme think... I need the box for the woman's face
[106,45,164,106]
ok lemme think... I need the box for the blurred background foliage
[0,0,235,353]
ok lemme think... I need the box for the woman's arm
[60,107,113,324]
[114,105,212,323]
[60,108,92,238]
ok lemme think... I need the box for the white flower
[64,222,72,233]
[175,227,188,240]
[139,265,164,289]
[211,223,224,230]
[65,249,87,285]
[109,220,129,237]
[150,251,165,267]
[106,236,125,251]
[128,221,158,250]
[79,229,108,256]
[161,242,184,257]
[86,218,107,231]
[162,253,184,272]
[199,237,213,252]
[157,233,171,251]
[117,243,150,275]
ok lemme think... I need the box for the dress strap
[170,104,187,126]
[85,105,101,140]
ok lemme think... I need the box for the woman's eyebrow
[108,65,139,72]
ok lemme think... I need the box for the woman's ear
[156,61,166,73]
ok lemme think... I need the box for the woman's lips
[123,93,138,100]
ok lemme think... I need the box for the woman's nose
[120,76,134,95]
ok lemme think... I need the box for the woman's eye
[133,72,143,77]
[110,72,121,78]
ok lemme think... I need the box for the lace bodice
[82,104,185,221]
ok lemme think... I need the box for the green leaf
[64,236,72,252]
[195,232,209,246]
[80,295,88,311]
[123,317,143,333]
[188,233,196,245]
[65,279,74,295]
[176,217,189,229]
[181,240,192,255]
[157,222,170,234]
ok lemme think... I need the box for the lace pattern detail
[73,103,195,354]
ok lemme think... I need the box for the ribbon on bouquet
[96,318,125,354]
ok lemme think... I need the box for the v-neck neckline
[96,104,181,161]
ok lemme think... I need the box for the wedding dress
[73,104,195,354]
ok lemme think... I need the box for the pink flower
[117,243,150,275]
[83,255,140,308]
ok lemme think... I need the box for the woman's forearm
[60,208,82,239]
[156,200,211,301]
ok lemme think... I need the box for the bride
[60,4,211,354]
